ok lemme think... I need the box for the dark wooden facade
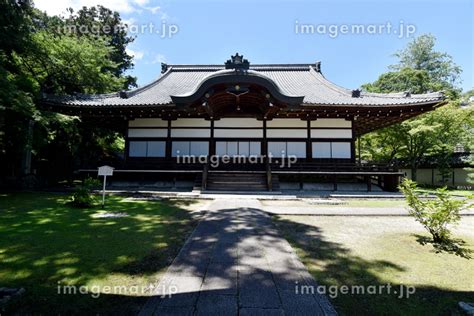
[41,54,446,192]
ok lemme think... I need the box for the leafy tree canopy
[16,30,126,94]
[390,34,462,89]
[364,34,462,99]
[61,5,137,89]
[0,0,134,183]
[362,67,431,95]
[360,34,472,182]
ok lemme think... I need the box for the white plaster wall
[171,118,211,127]
[266,119,307,128]
[129,118,168,127]
[401,168,472,187]
[214,129,263,138]
[128,129,168,138]
[417,169,433,185]
[214,118,262,128]
[454,168,471,186]
[311,129,352,138]
[171,129,211,138]
[311,119,352,128]
[267,129,307,138]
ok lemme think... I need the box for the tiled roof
[43,63,444,107]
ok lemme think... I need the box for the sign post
[98,165,114,209]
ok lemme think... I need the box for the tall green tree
[0,0,37,178]
[390,34,462,97]
[16,30,126,94]
[363,67,431,95]
[0,2,134,185]
[62,5,137,89]
[461,90,474,186]
[361,34,472,182]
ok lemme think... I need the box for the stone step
[204,172,280,192]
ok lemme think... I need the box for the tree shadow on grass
[2,193,472,315]
[414,234,473,259]
[0,192,201,315]
[273,217,405,289]
[272,216,474,315]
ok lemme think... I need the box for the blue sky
[35,0,473,91]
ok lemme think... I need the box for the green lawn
[0,192,200,314]
[415,188,474,198]
[274,215,474,315]
[338,199,407,208]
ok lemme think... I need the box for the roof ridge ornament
[161,63,169,74]
[225,53,250,70]
[351,89,361,98]
[314,61,321,72]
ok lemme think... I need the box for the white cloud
[146,5,161,15]
[133,0,150,5]
[151,53,166,64]
[140,5,168,19]
[33,0,172,27]
[126,48,145,60]
[159,11,169,20]
[33,0,74,16]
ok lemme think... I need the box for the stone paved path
[139,199,337,315]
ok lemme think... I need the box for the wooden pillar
[166,119,172,159]
[263,119,268,157]
[357,137,361,164]
[263,119,273,191]
[383,175,399,192]
[306,120,312,160]
[123,119,129,166]
[209,119,215,156]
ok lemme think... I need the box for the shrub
[70,177,100,208]
[399,178,472,243]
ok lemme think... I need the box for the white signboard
[98,165,114,176]
[98,165,114,208]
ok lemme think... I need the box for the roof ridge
[168,63,314,69]
[126,66,174,97]
[362,91,445,99]
[308,66,351,96]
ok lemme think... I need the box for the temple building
[42,54,446,192]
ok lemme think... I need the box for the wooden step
[203,172,280,192]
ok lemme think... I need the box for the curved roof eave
[170,69,305,105]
